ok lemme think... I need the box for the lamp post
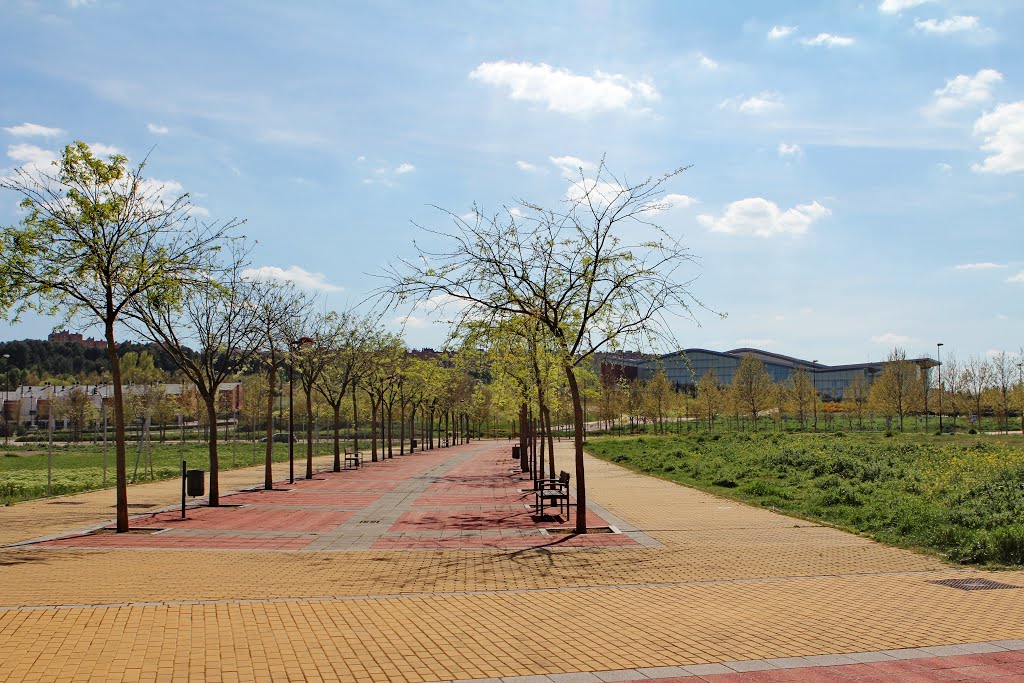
[937,343,944,434]
[1,354,9,446]
[46,381,53,496]
[1017,361,1023,436]
[812,360,819,430]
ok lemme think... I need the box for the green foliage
[587,430,1024,567]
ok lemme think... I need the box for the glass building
[597,348,938,401]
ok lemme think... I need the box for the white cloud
[878,0,930,13]
[395,162,415,174]
[515,160,545,173]
[972,102,1024,174]
[954,262,1005,270]
[508,207,525,218]
[146,123,169,134]
[69,0,95,7]
[1008,272,1024,283]
[241,265,342,292]
[549,155,597,178]
[928,69,1002,115]
[662,193,698,208]
[697,198,830,237]
[469,60,658,115]
[996,313,1009,321]
[936,162,953,173]
[915,16,980,34]
[871,333,913,345]
[7,143,58,168]
[392,314,428,329]
[800,33,856,47]
[768,25,796,39]
[721,92,784,114]
[87,142,121,157]
[697,53,718,70]
[778,142,802,157]
[4,122,64,137]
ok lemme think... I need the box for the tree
[0,142,234,531]
[786,369,815,428]
[643,369,674,433]
[53,386,96,442]
[731,355,773,429]
[695,369,723,431]
[962,355,992,429]
[388,160,706,532]
[129,244,263,505]
[869,348,924,431]
[844,373,869,429]
[990,351,1013,432]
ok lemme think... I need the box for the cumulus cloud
[721,92,784,114]
[878,0,930,13]
[7,143,58,169]
[778,142,802,157]
[768,25,796,39]
[1008,272,1024,283]
[87,142,121,157]
[871,333,913,344]
[515,160,546,174]
[147,123,169,134]
[954,262,1005,270]
[241,265,342,292]
[697,198,829,237]
[549,155,597,178]
[800,33,856,47]
[4,122,64,137]
[928,69,1002,116]
[662,193,698,208]
[915,16,980,34]
[395,162,415,174]
[972,102,1024,174]
[469,60,658,115]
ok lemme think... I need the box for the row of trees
[595,348,1024,434]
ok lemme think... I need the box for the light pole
[812,360,818,430]
[1,354,9,446]
[46,381,54,496]
[1017,361,1023,436]
[937,343,944,434]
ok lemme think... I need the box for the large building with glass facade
[597,348,937,401]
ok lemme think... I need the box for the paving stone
[593,670,648,681]
[682,663,732,675]
[632,666,692,678]
[724,660,778,672]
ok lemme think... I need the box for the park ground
[1,440,1024,682]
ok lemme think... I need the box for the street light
[1017,361,1023,436]
[937,343,944,434]
[811,360,819,430]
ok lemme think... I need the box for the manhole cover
[47,501,85,505]
[929,578,1020,591]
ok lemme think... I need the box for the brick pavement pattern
[1,440,1023,682]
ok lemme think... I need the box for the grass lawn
[0,438,334,505]
[586,430,1024,567]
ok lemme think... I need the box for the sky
[0,0,1022,366]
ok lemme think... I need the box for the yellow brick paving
[1,441,1023,682]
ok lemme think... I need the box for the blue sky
[1,0,1021,366]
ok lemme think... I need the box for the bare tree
[0,142,235,531]
[387,159,707,532]
[128,243,263,505]
[962,355,992,430]
[870,348,924,431]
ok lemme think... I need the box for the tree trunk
[305,387,314,479]
[333,403,342,472]
[387,403,394,458]
[543,404,555,477]
[564,363,587,534]
[205,394,220,506]
[105,318,130,532]
[399,402,406,455]
[370,395,378,462]
[352,385,359,455]
[518,402,529,472]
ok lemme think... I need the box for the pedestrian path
[1,439,1023,682]
[21,441,637,551]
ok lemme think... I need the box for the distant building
[0,382,243,426]
[597,347,938,401]
[47,330,107,350]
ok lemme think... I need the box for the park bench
[343,448,361,470]
[534,470,571,520]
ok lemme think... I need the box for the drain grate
[358,520,381,524]
[929,578,1020,591]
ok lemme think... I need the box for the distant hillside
[0,339,188,381]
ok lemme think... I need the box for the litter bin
[410,439,417,450]
[186,469,205,497]
[512,445,521,460]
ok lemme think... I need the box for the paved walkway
[1,440,1023,682]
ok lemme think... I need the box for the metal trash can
[186,469,205,497]
[410,439,417,450]
[512,445,521,460]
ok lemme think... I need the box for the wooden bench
[343,448,361,470]
[534,470,571,520]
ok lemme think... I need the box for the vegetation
[587,430,1024,567]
